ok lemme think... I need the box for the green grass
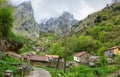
[0,54,23,77]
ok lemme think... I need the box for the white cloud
[10,0,111,23]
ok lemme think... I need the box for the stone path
[26,67,52,77]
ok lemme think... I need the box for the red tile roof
[74,51,87,57]
[29,55,49,62]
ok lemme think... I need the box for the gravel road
[26,67,52,77]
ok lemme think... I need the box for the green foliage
[94,15,107,23]
[77,36,95,51]
[50,43,64,58]
[0,7,14,37]
[0,54,22,77]
[18,44,29,53]
[115,55,120,64]
[95,56,107,67]
[0,0,6,8]
[97,46,106,55]
[44,67,64,77]
[66,65,94,77]
[65,65,118,77]
[7,31,26,43]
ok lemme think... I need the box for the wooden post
[56,58,60,69]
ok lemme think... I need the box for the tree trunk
[64,52,66,73]
[56,58,60,69]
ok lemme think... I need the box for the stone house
[29,55,49,66]
[104,46,120,58]
[23,54,63,68]
[45,54,64,68]
[104,49,114,58]
[45,54,59,62]
[73,51,89,64]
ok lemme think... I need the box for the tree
[115,55,120,64]
[77,35,95,52]
[50,43,64,58]
[95,56,107,67]
[0,0,14,38]
[50,43,64,69]
[0,0,5,8]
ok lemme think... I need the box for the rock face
[13,1,77,37]
[39,11,78,37]
[1,40,22,51]
[13,1,40,38]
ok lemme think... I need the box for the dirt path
[26,67,52,77]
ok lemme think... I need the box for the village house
[23,54,63,68]
[28,55,49,66]
[45,54,64,68]
[45,54,59,61]
[73,51,89,64]
[104,46,120,58]
[88,56,99,67]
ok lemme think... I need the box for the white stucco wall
[74,56,80,62]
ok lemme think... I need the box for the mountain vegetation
[1,0,120,77]
[51,3,120,56]
[0,1,31,77]
[48,3,120,77]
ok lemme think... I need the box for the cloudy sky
[10,0,112,23]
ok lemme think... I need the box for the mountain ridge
[12,1,78,38]
[39,11,78,37]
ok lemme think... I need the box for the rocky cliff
[13,1,40,38]
[39,11,78,37]
[13,1,78,38]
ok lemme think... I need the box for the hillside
[52,3,120,55]
[71,3,120,33]
[47,2,120,77]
